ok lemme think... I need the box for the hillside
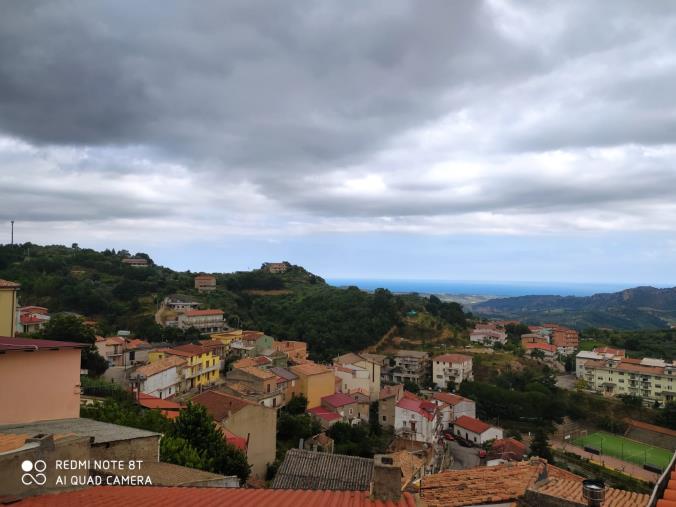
[0,243,467,361]
[473,286,676,330]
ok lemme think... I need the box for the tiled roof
[490,438,527,460]
[271,448,374,491]
[223,428,248,451]
[18,487,418,506]
[308,406,342,422]
[454,415,494,434]
[0,278,20,288]
[234,356,272,369]
[184,309,223,317]
[586,358,666,375]
[19,315,46,325]
[322,392,357,408]
[136,392,182,419]
[0,336,88,352]
[191,390,257,421]
[380,384,404,400]
[270,366,298,381]
[240,365,275,380]
[432,392,472,407]
[396,393,437,421]
[170,343,210,356]
[433,353,472,363]
[531,477,649,507]
[390,451,424,490]
[291,362,332,377]
[524,342,557,353]
[134,355,186,377]
[104,461,229,487]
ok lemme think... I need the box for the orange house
[0,337,87,424]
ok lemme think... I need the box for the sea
[325,279,634,297]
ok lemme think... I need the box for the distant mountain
[473,286,676,330]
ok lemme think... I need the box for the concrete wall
[379,396,397,428]
[297,371,335,409]
[90,435,160,463]
[0,435,91,498]
[221,404,276,479]
[0,287,17,337]
[0,349,81,424]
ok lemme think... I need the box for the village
[1,273,674,507]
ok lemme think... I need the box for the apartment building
[163,295,200,312]
[177,309,226,333]
[583,357,676,406]
[432,392,476,430]
[194,274,217,292]
[469,328,507,346]
[382,350,429,386]
[150,344,220,390]
[432,353,473,389]
[575,347,625,378]
[547,324,580,354]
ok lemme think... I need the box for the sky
[1,1,676,285]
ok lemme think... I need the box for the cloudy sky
[1,1,676,286]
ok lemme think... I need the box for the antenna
[10,220,14,245]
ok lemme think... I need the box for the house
[420,458,648,507]
[198,339,228,361]
[432,354,473,389]
[151,344,220,390]
[378,384,404,428]
[307,406,342,429]
[226,365,284,408]
[269,366,298,402]
[334,352,381,400]
[163,294,200,312]
[581,356,676,406]
[271,448,374,490]
[0,279,19,337]
[16,306,50,334]
[488,437,528,462]
[194,274,217,292]
[303,432,335,453]
[134,392,183,420]
[453,415,503,445]
[177,309,226,333]
[230,331,275,357]
[320,392,368,423]
[233,355,272,370]
[191,390,276,478]
[549,324,579,354]
[521,333,549,345]
[96,335,152,367]
[262,262,289,274]
[382,350,430,386]
[0,337,87,424]
[130,355,186,399]
[470,328,507,346]
[273,340,308,361]
[394,392,438,443]
[431,392,476,430]
[524,342,557,359]
[121,257,149,267]
[290,361,335,409]
[334,363,371,397]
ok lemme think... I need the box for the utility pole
[10,220,14,245]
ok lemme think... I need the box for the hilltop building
[194,274,217,292]
[432,353,473,389]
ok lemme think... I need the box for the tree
[530,429,553,461]
[403,380,420,394]
[656,401,676,429]
[285,394,308,415]
[160,435,205,470]
[40,314,108,375]
[530,349,546,360]
[170,403,250,481]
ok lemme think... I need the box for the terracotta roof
[169,343,210,356]
[136,392,182,419]
[234,356,272,369]
[432,392,472,407]
[454,415,494,434]
[194,274,216,279]
[390,451,424,490]
[380,384,404,400]
[135,355,186,377]
[0,336,87,352]
[531,477,649,507]
[0,278,20,288]
[240,365,275,380]
[308,406,342,423]
[184,309,223,317]
[19,315,45,325]
[490,438,527,460]
[585,358,667,376]
[291,362,332,377]
[272,448,374,491]
[434,353,472,363]
[223,428,247,451]
[15,486,418,506]
[102,461,230,487]
[191,390,257,421]
[322,392,356,408]
[396,393,437,421]
[524,342,557,353]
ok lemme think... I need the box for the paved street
[448,441,481,469]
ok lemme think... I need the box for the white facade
[454,421,503,445]
[334,364,371,395]
[432,355,473,389]
[394,404,438,443]
[470,329,507,346]
[137,365,183,399]
[433,395,476,430]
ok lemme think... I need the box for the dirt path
[551,440,660,483]
[363,325,398,353]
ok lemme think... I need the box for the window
[382,415,386,422]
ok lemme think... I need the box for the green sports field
[572,431,672,469]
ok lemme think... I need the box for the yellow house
[0,279,19,337]
[209,329,243,350]
[151,344,220,390]
[290,361,335,409]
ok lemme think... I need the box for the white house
[394,392,439,443]
[334,363,371,396]
[432,392,476,430]
[432,354,473,389]
[453,415,503,445]
[131,355,186,399]
[470,329,507,347]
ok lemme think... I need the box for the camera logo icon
[21,460,47,486]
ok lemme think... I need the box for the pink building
[0,337,87,424]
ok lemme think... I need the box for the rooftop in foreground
[0,418,160,444]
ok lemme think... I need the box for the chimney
[371,454,402,502]
[26,433,55,452]
[582,479,605,507]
